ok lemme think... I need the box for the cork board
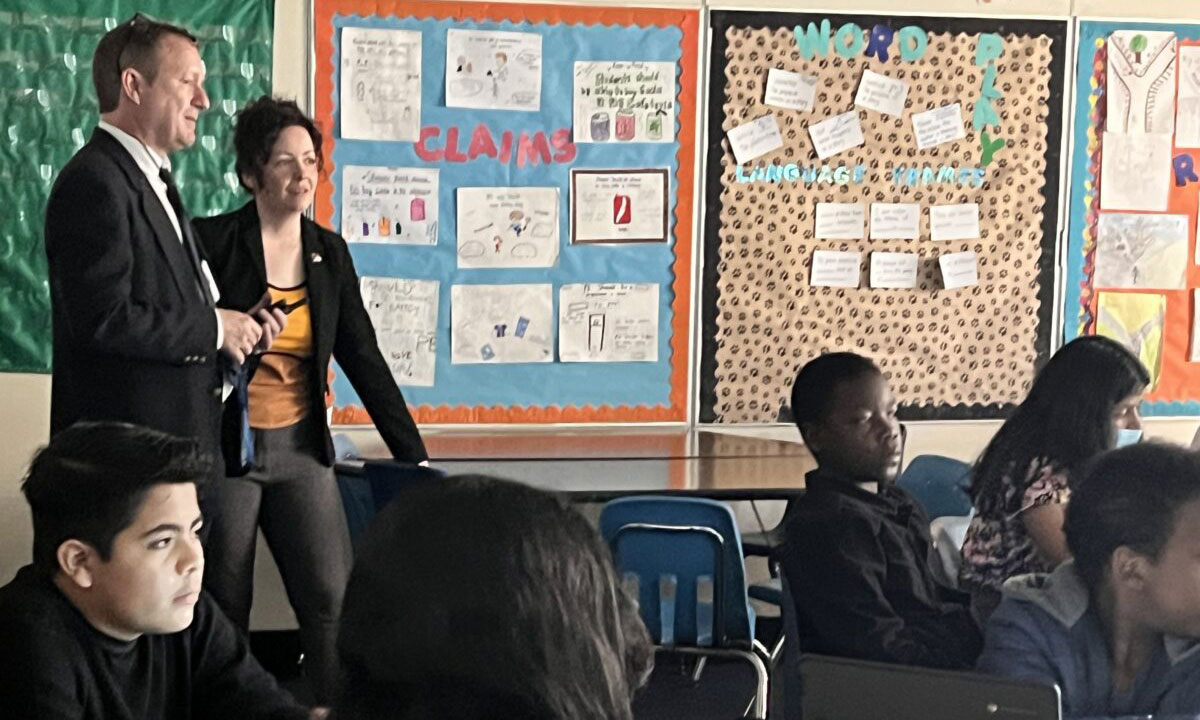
[700,12,1067,423]
[1064,21,1200,416]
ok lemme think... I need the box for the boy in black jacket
[779,352,981,669]
[0,422,319,720]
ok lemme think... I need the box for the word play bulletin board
[700,11,1068,422]
[1064,20,1200,415]
[313,0,699,423]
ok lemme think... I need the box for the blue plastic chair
[600,496,770,718]
[335,454,444,547]
[896,455,973,520]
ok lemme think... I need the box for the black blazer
[195,202,428,471]
[44,128,222,452]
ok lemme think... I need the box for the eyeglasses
[113,13,153,73]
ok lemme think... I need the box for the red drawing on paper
[613,194,632,224]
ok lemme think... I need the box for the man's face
[132,33,208,154]
[82,483,204,640]
[803,372,903,484]
[1138,498,1200,638]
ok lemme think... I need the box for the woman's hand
[253,307,289,352]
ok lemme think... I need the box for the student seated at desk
[333,475,653,720]
[778,352,981,669]
[978,443,1200,719]
[0,422,318,720]
[961,335,1148,626]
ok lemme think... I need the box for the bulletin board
[1064,20,1200,415]
[313,0,698,424]
[0,0,274,373]
[700,11,1068,423]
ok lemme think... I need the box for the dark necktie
[160,166,255,470]
[158,166,214,306]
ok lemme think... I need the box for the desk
[336,429,816,501]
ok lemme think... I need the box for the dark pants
[202,416,351,705]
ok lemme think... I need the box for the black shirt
[779,469,981,669]
[0,565,310,720]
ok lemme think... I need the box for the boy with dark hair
[778,352,981,668]
[978,443,1200,718]
[0,422,317,720]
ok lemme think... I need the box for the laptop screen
[800,654,1061,720]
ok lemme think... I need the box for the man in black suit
[44,14,283,456]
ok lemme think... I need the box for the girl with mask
[959,335,1148,625]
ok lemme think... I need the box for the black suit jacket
[44,128,221,452]
[195,202,428,470]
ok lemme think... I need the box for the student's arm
[1022,502,1071,566]
[189,594,311,720]
[1019,467,1072,568]
[783,514,976,669]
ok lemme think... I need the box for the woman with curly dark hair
[195,96,427,703]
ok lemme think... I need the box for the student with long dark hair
[960,335,1148,623]
[333,476,653,720]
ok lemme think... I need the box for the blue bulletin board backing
[314,0,699,424]
[1064,20,1200,415]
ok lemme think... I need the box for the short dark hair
[789,352,883,428]
[92,13,198,114]
[969,335,1149,515]
[22,422,211,573]
[336,475,653,720]
[233,95,325,193]
[1065,443,1200,591]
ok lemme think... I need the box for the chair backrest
[363,459,446,510]
[896,455,973,519]
[599,496,754,648]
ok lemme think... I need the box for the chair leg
[663,646,770,719]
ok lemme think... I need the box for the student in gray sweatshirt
[977,443,1200,720]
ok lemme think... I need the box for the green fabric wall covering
[0,0,275,372]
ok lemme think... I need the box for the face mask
[1115,428,1143,448]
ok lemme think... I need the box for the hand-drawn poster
[559,283,659,362]
[1064,20,1200,415]
[360,277,439,386]
[1096,291,1166,389]
[341,166,439,244]
[340,27,421,141]
[450,284,554,363]
[570,169,669,243]
[456,187,560,268]
[1094,213,1188,290]
[1177,46,1200,148]
[446,29,542,111]
[1106,30,1177,134]
[1099,132,1172,211]
[573,61,676,143]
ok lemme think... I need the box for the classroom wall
[1,0,1199,628]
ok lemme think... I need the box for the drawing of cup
[590,112,611,141]
[615,110,637,141]
[646,113,663,140]
[410,198,426,221]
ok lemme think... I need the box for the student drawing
[444,30,541,111]
[1094,213,1187,290]
[1107,30,1177,134]
[1096,292,1165,390]
[487,51,508,99]
[456,188,559,268]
